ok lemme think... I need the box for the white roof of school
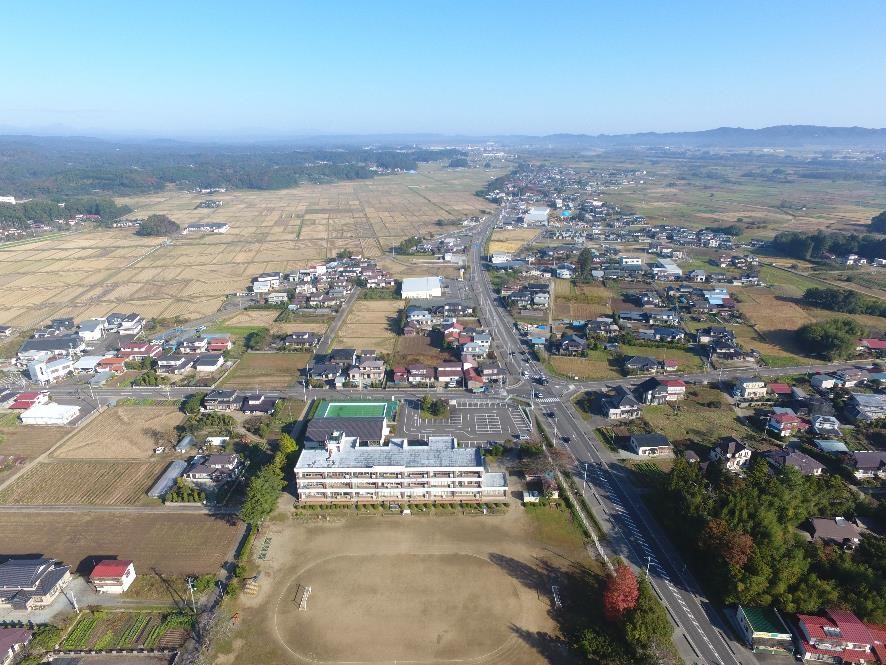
[296,436,482,470]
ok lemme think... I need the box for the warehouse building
[401,276,443,299]
[294,435,507,504]
[19,402,80,425]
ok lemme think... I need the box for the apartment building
[294,435,507,504]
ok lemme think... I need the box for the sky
[2,1,885,139]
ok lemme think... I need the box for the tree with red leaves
[603,563,639,621]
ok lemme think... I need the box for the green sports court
[314,400,397,420]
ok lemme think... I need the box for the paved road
[316,287,360,353]
[471,211,754,665]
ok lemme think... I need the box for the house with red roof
[8,391,48,410]
[207,336,232,353]
[96,357,126,374]
[767,383,793,401]
[794,608,886,664]
[90,559,136,594]
[767,411,808,438]
[859,338,886,357]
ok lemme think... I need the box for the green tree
[182,392,206,415]
[871,211,886,233]
[624,579,672,649]
[796,318,865,359]
[240,463,285,524]
[245,329,269,350]
[136,214,180,236]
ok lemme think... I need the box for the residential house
[763,449,823,476]
[834,368,868,388]
[767,383,792,400]
[17,334,85,360]
[733,377,767,400]
[462,341,488,357]
[436,362,463,386]
[156,355,193,374]
[207,336,232,353]
[558,334,587,356]
[240,394,278,414]
[348,360,386,384]
[27,357,74,384]
[810,373,838,391]
[77,318,106,341]
[637,377,686,405]
[629,433,673,457]
[767,411,808,438]
[710,437,752,471]
[179,337,209,354]
[813,439,851,456]
[0,627,31,665]
[0,558,71,611]
[118,342,162,361]
[308,363,342,381]
[808,518,861,547]
[794,608,886,663]
[811,415,842,437]
[464,367,484,391]
[90,560,136,594]
[849,451,886,480]
[95,356,126,374]
[202,389,241,411]
[329,348,358,367]
[623,355,659,375]
[602,386,642,420]
[846,392,886,422]
[406,364,434,384]
[480,362,505,383]
[688,269,706,283]
[183,453,242,484]
[194,354,224,373]
[283,331,320,349]
[266,292,289,305]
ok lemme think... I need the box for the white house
[20,402,80,425]
[619,256,643,266]
[27,357,74,384]
[77,318,106,341]
[90,560,136,594]
[401,276,443,299]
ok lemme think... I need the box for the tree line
[803,287,886,318]
[658,457,885,622]
[795,317,865,359]
[772,227,886,262]
[0,197,132,230]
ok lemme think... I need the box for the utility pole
[645,556,652,580]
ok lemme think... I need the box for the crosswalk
[534,397,559,403]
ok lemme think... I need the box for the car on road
[561,436,571,443]
[546,411,556,418]
[533,391,543,398]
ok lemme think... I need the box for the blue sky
[3,1,885,138]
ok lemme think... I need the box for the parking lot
[398,398,532,445]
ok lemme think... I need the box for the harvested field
[553,281,613,320]
[394,334,451,365]
[0,165,498,328]
[219,352,310,389]
[337,300,400,353]
[0,425,69,458]
[223,309,282,327]
[0,460,168,505]
[488,228,538,254]
[550,353,622,380]
[0,511,243,574]
[52,406,184,459]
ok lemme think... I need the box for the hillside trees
[136,214,180,236]
[871,211,886,233]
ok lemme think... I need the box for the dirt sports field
[0,165,498,329]
[226,506,588,665]
[488,228,539,254]
[51,406,184,459]
[0,512,243,574]
[0,460,168,505]
[336,300,400,353]
[220,352,310,389]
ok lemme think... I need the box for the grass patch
[524,502,587,551]
[0,412,20,426]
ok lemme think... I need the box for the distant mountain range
[1,125,885,150]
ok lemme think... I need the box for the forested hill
[0,136,465,198]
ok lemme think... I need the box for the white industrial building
[19,402,80,425]
[401,276,443,299]
[524,207,550,224]
[77,318,106,341]
[295,435,507,504]
[654,258,683,279]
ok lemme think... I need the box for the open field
[0,425,69,458]
[222,308,282,327]
[394,333,451,365]
[553,281,613,320]
[0,460,168,505]
[0,165,497,329]
[0,511,242,574]
[336,299,400,353]
[488,228,539,254]
[223,500,591,665]
[600,157,886,240]
[51,406,184,459]
[219,352,310,389]
[636,387,758,450]
[550,352,622,380]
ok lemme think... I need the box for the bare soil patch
[220,352,310,389]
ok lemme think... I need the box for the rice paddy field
[487,228,539,254]
[336,300,401,353]
[0,165,497,328]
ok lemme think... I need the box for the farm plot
[52,406,184,460]
[487,228,538,254]
[337,300,401,353]
[0,460,168,505]
[549,352,622,380]
[0,425,69,458]
[219,352,310,389]
[223,309,282,327]
[553,281,613,320]
[0,511,242,574]
[61,611,193,651]
[394,334,452,366]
